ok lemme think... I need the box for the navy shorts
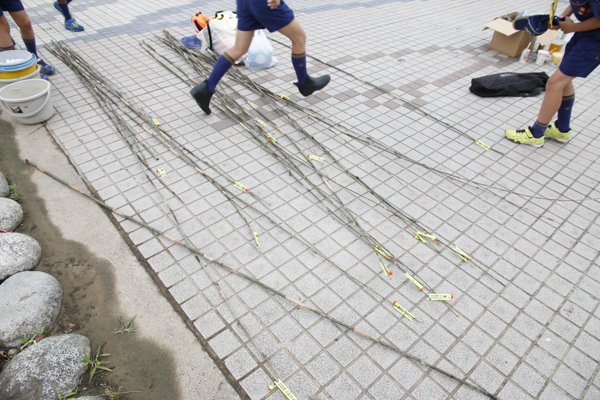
[237,0,294,32]
[560,32,600,78]
[0,0,25,16]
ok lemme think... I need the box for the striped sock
[530,119,550,138]
[555,94,574,132]
[291,52,307,87]
[57,0,72,20]
[22,37,37,58]
[207,52,234,92]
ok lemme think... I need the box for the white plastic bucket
[0,65,42,89]
[0,79,54,125]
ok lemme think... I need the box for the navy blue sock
[556,94,574,132]
[57,0,72,20]
[530,119,549,138]
[207,53,234,92]
[291,52,307,86]
[22,37,37,58]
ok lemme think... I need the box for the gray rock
[0,233,42,281]
[0,271,62,348]
[0,198,23,231]
[0,171,8,197]
[0,334,90,400]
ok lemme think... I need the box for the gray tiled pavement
[12,0,600,398]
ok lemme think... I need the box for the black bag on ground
[469,72,549,97]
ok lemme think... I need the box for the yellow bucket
[0,64,37,79]
[552,52,564,65]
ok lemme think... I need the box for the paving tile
[40,1,600,398]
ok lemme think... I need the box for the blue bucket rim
[0,57,37,71]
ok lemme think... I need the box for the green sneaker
[544,123,572,143]
[505,127,544,147]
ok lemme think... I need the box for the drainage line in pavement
[25,159,498,400]
[268,37,504,156]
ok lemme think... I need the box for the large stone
[0,334,90,400]
[0,271,62,348]
[0,171,8,197]
[0,198,23,231]
[0,233,42,281]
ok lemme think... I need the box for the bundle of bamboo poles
[43,37,503,399]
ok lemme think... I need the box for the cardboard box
[485,12,535,57]
[484,12,559,58]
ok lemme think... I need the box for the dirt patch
[0,116,181,399]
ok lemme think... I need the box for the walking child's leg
[277,18,329,96]
[54,0,84,32]
[190,30,254,115]
[0,15,16,50]
[9,10,55,76]
[505,69,575,147]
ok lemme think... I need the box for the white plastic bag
[201,11,245,62]
[245,30,277,70]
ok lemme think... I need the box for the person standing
[0,0,56,78]
[190,0,330,115]
[505,0,600,147]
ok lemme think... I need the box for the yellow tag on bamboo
[156,168,167,177]
[380,261,392,277]
[476,140,490,151]
[268,135,277,144]
[427,294,453,301]
[280,95,290,101]
[453,246,470,262]
[393,301,415,321]
[255,119,266,128]
[152,118,160,127]
[253,232,260,249]
[307,154,324,162]
[234,182,248,192]
[273,380,297,400]
[404,272,424,291]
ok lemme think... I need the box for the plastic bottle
[519,42,532,63]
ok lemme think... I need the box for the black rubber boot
[294,74,331,97]
[190,80,213,115]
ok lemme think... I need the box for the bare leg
[0,15,14,48]
[226,29,255,61]
[537,69,575,123]
[8,10,34,40]
[277,18,306,53]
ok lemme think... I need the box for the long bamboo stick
[26,159,497,400]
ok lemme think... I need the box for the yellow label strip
[453,246,470,262]
[414,231,437,244]
[374,245,391,259]
[152,118,160,127]
[280,95,290,101]
[268,135,277,144]
[427,294,453,301]
[393,301,415,321]
[380,261,392,278]
[255,119,266,128]
[273,380,297,400]
[475,140,490,151]
[404,272,424,291]
[253,232,260,249]
[307,154,324,162]
[234,182,248,192]
[156,168,167,177]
